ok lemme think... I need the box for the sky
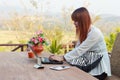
[0,0,120,18]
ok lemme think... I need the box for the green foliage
[48,39,62,54]
[115,27,120,33]
[105,27,120,52]
[46,27,65,54]
[105,33,116,52]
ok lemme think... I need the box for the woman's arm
[49,55,65,61]
[64,30,101,63]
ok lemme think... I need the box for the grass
[0,30,33,44]
[0,30,33,51]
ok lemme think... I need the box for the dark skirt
[94,72,107,80]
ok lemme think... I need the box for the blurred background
[0,0,120,53]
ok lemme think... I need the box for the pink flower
[28,30,48,46]
[31,38,35,42]
[31,38,38,44]
[36,30,43,35]
[34,40,38,44]
[38,37,43,43]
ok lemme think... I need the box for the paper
[50,66,70,71]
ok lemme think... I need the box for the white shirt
[64,26,111,76]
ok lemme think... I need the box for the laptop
[40,57,63,64]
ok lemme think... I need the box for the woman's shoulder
[90,25,103,35]
[88,25,103,39]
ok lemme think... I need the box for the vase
[32,45,43,55]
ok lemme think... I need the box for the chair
[107,33,120,80]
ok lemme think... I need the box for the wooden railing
[0,41,77,52]
[0,44,28,52]
[62,41,77,53]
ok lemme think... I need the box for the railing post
[21,46,24,51]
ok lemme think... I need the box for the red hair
[71,7,91,43]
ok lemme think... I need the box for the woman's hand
[49,55,64,62]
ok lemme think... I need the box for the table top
[0,52,98,80]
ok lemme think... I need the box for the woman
[49,7,111,80]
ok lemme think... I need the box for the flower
[36,30,43,35]
[28,30,48,46]
[38,37,43,43]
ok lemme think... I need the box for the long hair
[71,7,91,43]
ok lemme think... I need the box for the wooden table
[0,52,98,80]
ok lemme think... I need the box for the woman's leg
[94,72,107,80]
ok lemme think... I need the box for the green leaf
[48,38,62,54]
